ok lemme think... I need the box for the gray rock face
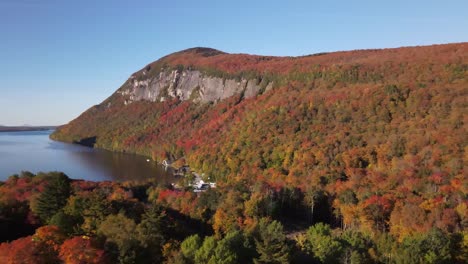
[117,69,270,104]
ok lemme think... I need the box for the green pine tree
[33,172,71,223]
[136,205,168,263]
[254,218,290,264]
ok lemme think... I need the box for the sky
[0,0,466,126]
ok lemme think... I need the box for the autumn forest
[1,43,467,263]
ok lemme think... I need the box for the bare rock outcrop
[117,69,270,104]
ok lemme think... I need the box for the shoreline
[0,126,57,132]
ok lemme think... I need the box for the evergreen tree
[49,211,77,235]
[190,231,254,264]
[254,218,290,264]
[81,190,113,235]
[211,231,243,264]
[33,172,71,223]
[136,205,167,263]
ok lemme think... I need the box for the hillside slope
[52,43,467,183]
[51,42,468,239]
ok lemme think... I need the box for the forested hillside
[1,171,466,263]
[41,43,468,262]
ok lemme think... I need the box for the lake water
[0,130,174,183]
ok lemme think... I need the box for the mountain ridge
[130,42,467,79]
[52,42,467,187]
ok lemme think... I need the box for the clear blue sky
[0,0,466,126]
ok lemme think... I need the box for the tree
[340,229,373,264]
[394,229,454,264]
[303,188,326,223]
[49,211,79,235]
[374,232,397,264]
[421,228,453,264]
[211,231,244,264]
[180,234,202,263]
[254,218,289,263]
[81,191,113,235]
[0,236,49,264]
[33,225,66,251]
[394,234,426,264]
[456,231,468,263]
[305,223,343,263]
[194,236,217,264]
[33,173,71,223]
[59,236,108,264]
[136,205,168,263]
[362,195,393,232]
[0,226,65,264]
[213,188,247,236]
[97,213,139,264]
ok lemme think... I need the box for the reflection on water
[0,130,174,183]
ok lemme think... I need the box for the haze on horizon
[0,0,467,126]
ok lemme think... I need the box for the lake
[0,130,174,182]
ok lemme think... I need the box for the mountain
[0,125,57,132]
[2,43,462,262]
[52,43,467,187]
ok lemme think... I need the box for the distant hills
[0,125,57,132]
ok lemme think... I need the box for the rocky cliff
[118,69,272,105]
